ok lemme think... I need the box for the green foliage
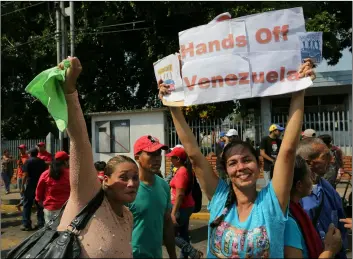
[1,1,351,138]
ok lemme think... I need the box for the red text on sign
[180,34,247,59]
[183,67,300,90]
[255,25,289,44]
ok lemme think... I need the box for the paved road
[2,184,351,258]
[1,202,208,258]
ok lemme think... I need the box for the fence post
[260,97,271,136]
[46,133,55,155]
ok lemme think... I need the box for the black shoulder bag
[6,189,104,259]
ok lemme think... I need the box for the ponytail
[49,159,66,180]
[210,184,236,228]
[184,156,194,194]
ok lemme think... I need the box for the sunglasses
[148,135,156,143]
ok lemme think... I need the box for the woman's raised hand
[158,79,172,101]
[298,58,316,81]
[58,56,82,94]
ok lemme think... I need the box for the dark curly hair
[211,140,259,228]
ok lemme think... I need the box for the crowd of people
[3,57,352,259]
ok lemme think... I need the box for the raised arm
[60,57,101,204]
[272,59,316,213]
[159,83,218,200]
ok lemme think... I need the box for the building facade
[89,108,169,175]
[261,70,352,154]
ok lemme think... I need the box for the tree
[1,1,351,139]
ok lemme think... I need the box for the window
[95,120,130,153]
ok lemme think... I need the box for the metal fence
[167,116,263,156]
[167,110,352,156]
[272,110,352,155]
[1,138,61,168]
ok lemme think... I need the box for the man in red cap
[16,144,29,211]
[127,135,176,259]
[36,142,52,165]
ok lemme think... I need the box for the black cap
[28,147,38,157]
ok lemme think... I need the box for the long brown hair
[210,140,259,228]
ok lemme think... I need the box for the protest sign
[154,7,316,106]
[297,32,323,64]
[153,53,184,105]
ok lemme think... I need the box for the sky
[316,48,352,72]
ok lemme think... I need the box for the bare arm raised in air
[159,82,218,201]
[272,59,316,213]
[59,57,101,206]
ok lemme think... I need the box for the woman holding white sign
[158,59,316,258]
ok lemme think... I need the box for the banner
[154,7,316,106]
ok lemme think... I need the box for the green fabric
[25,60,70,132]
[127,175,172,258]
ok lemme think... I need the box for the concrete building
[89,108,169,174]
[261,70,352,154]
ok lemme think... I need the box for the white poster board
[153,54,184,105]
[154,7,315,106]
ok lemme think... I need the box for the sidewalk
[2,182,351,221]
[1,185,351,258]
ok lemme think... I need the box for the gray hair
[296,137,326,161]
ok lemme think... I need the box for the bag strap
[48,189,105,232]
[47,200,70,229]
[69,189,105,231]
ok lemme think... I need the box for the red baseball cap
[37,142,45,147]
[55,151,69,161]
[134,135,168,155]
[18,144,26,149]
[165,147,187,161]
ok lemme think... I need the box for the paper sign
[297,32,323,64]
[153,54,184,103]
[154,7,316,106]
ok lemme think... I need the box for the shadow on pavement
[190,225,208,243]
[1,212,22,219]
[1,220,23,228]
[1,249,11,258]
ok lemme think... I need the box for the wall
[91,111,167,175]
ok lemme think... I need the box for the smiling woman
[159,58,317,258]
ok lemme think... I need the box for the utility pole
[70,1,75,56]
[57,1,75,152]
[59,1,67,151]
[55,2,61,65]
[60,1,67,60]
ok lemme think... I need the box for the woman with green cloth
[53,57,140,258]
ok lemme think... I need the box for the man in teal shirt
[128,135,176,258]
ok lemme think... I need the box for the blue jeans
[1,171,11,192]
[174,206,196,259]
[22,185,44,228]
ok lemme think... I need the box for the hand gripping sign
[153,53,184,106]
[154,7,316,106]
